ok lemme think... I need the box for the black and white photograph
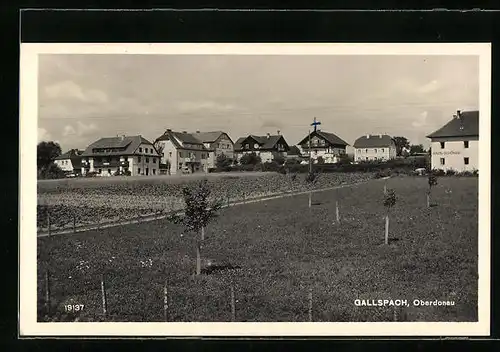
[20,43,491,336]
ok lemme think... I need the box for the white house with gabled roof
[426,110,479,172]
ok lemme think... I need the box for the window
[138,156,142,163]
[169,151,172,157]
[374,149,377,153]
[108,169,111,174]
[153,158,156,163]
[365,157,368,160]
[178,163,182,169]
[440,142,445,149]
[153,169,156,175]
[150,148,153,153]
[146,157,149,163]
[464,141,469,148]
[365,149,368,153]
[464,157,469,165]
[440,158,445,165]
[139,147,142,152]
[138,168,141,174]
[98,169,102,173]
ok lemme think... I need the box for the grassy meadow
[37,176,478,322]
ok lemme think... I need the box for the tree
[392,137,410,157]
[427,172,438,207]
[409,144,425,155]
[239,152,261,166]
[383,188,397,245]
[167,180,223,276]
[305,170,320,208]
[37,141,62,170]
[153,141,164,158]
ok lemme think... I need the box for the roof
[234,134,288,151]
[55,149,83,160]
[297,130,349,146]
[192,131,233,144]
[155,130,211,151]
[288,145,302,156]
[353,134,394,148]
[426,111,479,139]
[55,149,84,169]
[81,135,156,157]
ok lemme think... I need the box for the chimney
[366,134,370,139]
[277,130,280,135]
[120,135,125,141]
[267,133,270,139]
[379,134,382,138]
[196,130,200,133]
[166,129,172,132]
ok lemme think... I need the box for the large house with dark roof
[192,130,234,168]
[297,130,349,164]
[81,135,160,176]
[353,134,397,162]
[54,149,84,175]
[155,129,211,175]
[426,110,479,172]
[234,133,290,163]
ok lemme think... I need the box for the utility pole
[308,129,312,173]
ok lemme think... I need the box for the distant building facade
[426,110,479,172]
[192,131,234,168]
[54,149,83,175]
[155,129,211,175]
[234,133,290,163]
[353,134,397,162]
[297,130,349,164]
[81,135,160,176]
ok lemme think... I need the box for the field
[37,171,373,233]
[37,175,478,322]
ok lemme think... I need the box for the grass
[37,176,478,322]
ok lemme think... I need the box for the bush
[273,155,286,166]
[240,153,261,166]
[85,171,98,178]
[445,169,456,176]
[38,163,66,180]
[431,169,445,177]
[216,154,233,169]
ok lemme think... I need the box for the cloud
[411,111,429,128]
[43,80,108,103]
[38,127,51,142]
[175,101,237,113]
[62,121,98,138]
[417,80,441,94]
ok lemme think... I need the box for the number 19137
[64,304,84,312]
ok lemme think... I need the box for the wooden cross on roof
[311,117,321,132]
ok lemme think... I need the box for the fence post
[385,215,389,245]
[230,284,236,322]
[335,201,340,223]
[47,212,51,236]
[45,270,51,316]
[308,288,313,322]
[163,281,169,322]
[101,274,107,319]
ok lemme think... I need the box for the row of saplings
[168,170,440,276]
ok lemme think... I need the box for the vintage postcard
[20,43,491,336]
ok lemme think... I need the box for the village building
[81,135,160,177]
[192,131,234,168]
[297,130,349,164]
[233,132,290,163]
[155,129,211,175]
[353,134,397,162]
[426,110,479,172]
[54,149,84,175]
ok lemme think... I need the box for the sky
[38,54,479,153]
